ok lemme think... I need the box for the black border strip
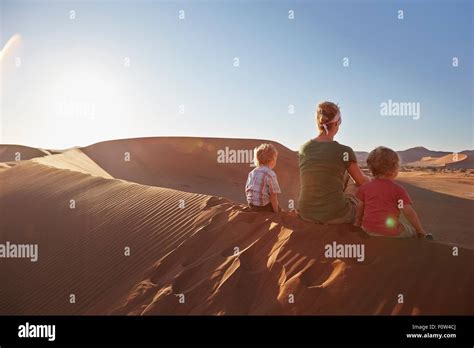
[0,315,473,346]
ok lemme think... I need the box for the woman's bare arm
[347,162,370,186]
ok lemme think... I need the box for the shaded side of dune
[397,182,474,248]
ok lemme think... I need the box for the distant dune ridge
[356,146,472,169]
[80,137,300,205]
[0,144,51,162]
[0,137,473,315]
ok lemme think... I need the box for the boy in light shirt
[245,143,281,213]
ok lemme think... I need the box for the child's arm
[354,201,364,227]
[402,204,428,237]
[269,193,280,213]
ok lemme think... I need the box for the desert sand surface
[0,137,473,315]
[398,171,474,200]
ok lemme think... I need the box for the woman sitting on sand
[297,101,370,224]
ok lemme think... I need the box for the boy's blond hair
[254,143,278,166]
[367,146,400,177]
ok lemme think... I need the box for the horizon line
[0,135,472,154]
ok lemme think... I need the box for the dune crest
[81,137,300,204]
[33,148,113,178]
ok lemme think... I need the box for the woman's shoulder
[299,140,356,159]
[299,139,316,154]
[300,139,314,148]
[334,141,355,153]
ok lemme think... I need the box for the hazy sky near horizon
[0,0,472,151]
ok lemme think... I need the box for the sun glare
[46,69,124,148]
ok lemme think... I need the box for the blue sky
[1,0,472,151]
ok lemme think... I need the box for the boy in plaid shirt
[245,143,281,212]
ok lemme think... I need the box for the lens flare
[0,34,22,62]
[385,216,396,229]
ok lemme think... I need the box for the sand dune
[80,137,473,246]
[406,153,468,168]
[113,206,474,315]
[397,146,452,164]
[0,144,50,162]
[34,148,113,178]
[356,147,473,169]
[1,138,473,315]
[82,137,299,205]
[448,151,474,169]
[0,157,215,315]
